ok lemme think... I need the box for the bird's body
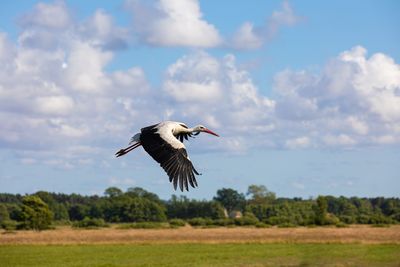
[116,121,219,191]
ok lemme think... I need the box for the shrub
[255,222,271,228]
[369,214,393,224]
[335,222,349,228]
[371,223,390,228]
[339,215,356,224]
[187,217,206,227]
[203,218,215,226]
[277,222,296,228]
[1,220,17,231]
[266,216,290,225]
[52,220,71,226]
[357,214,371,224]
[234,212,259,226]
[72,217,109,228]
[169,219,186,227]
[213,218,235,226]
[325,213,340,225]
[118,222,168,229]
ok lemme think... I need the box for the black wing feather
[140,125,199,191]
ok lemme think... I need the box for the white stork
[115,121,219,191]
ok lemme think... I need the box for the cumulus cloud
[19,0,71,30]
[162,51,275,151]
[1,1,400,169]
[162,46,400,150]
[285,136,310,149]
[126,0,222,47]
[231,1,301,50]
[0,1,153,167]
[18,1,129,51]
[78,9,130,50]
[273,45,400,147]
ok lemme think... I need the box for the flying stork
[115,121,219,191]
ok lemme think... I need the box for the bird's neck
[173,126,194,135]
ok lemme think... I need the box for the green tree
[0,203,10,223]
[313,196,328,225]
[104,187,123,198]
[52,203,69,221]
[68,204,89,221]
[214,188,246,213]
[126,187,162,203]
[247,185,276,205]
[20,196,53,230]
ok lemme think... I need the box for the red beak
[204,128,219,137]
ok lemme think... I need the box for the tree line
[0,185,399,230]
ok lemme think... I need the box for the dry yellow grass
[1,225,400,245]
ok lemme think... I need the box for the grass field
[1,243,400,267]
[1,226,400,266]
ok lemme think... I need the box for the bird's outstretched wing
[176,131,200,142]
[140,125,200,191]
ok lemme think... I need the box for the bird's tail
[115,142,142,157]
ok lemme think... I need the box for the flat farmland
[1,226,400,267]
[1,225,400,245]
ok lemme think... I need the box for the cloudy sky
[0,0,399,199]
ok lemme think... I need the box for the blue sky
[0,0,399,199]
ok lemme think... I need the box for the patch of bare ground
[1,225,399,245]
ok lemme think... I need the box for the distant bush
[72,217,109,229]
[266,216,288,226]
[169,219,186,227]
[325,213,340,225]
[277,223,296,228]
[1,220,17,231]
[371,223,390,228]
[187,217,207,227]
[335,222,349,228]
[212,218,235,227]
[52,220,71,226]
[234,212,259,226]
[368,214,393,224]
[118,222,169,229]
[338,215,356,224]
[255,222,271,228]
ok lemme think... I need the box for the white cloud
[269,0,299,29]
[285,136,310,149]
[163,51,275,151]
[163,46,400,150]
[78,9,129,50]
[273,45,400,148]
[231,1,301,50]
[35,96,75,115]
[19,1,71,30]
[126,0,222,47]
[163,52,222,102]
[1,1,400,167]
[0,2,153,166]
[65,41,113,93]
[346,116,368,135]
[231,22,263,50]
[323,134,356,146]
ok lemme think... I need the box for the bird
[115,121,219,191]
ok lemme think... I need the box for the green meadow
[1,243,400,267]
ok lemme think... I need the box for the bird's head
[192,125,219,137]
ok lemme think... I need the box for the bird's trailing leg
[115,142,142,157]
